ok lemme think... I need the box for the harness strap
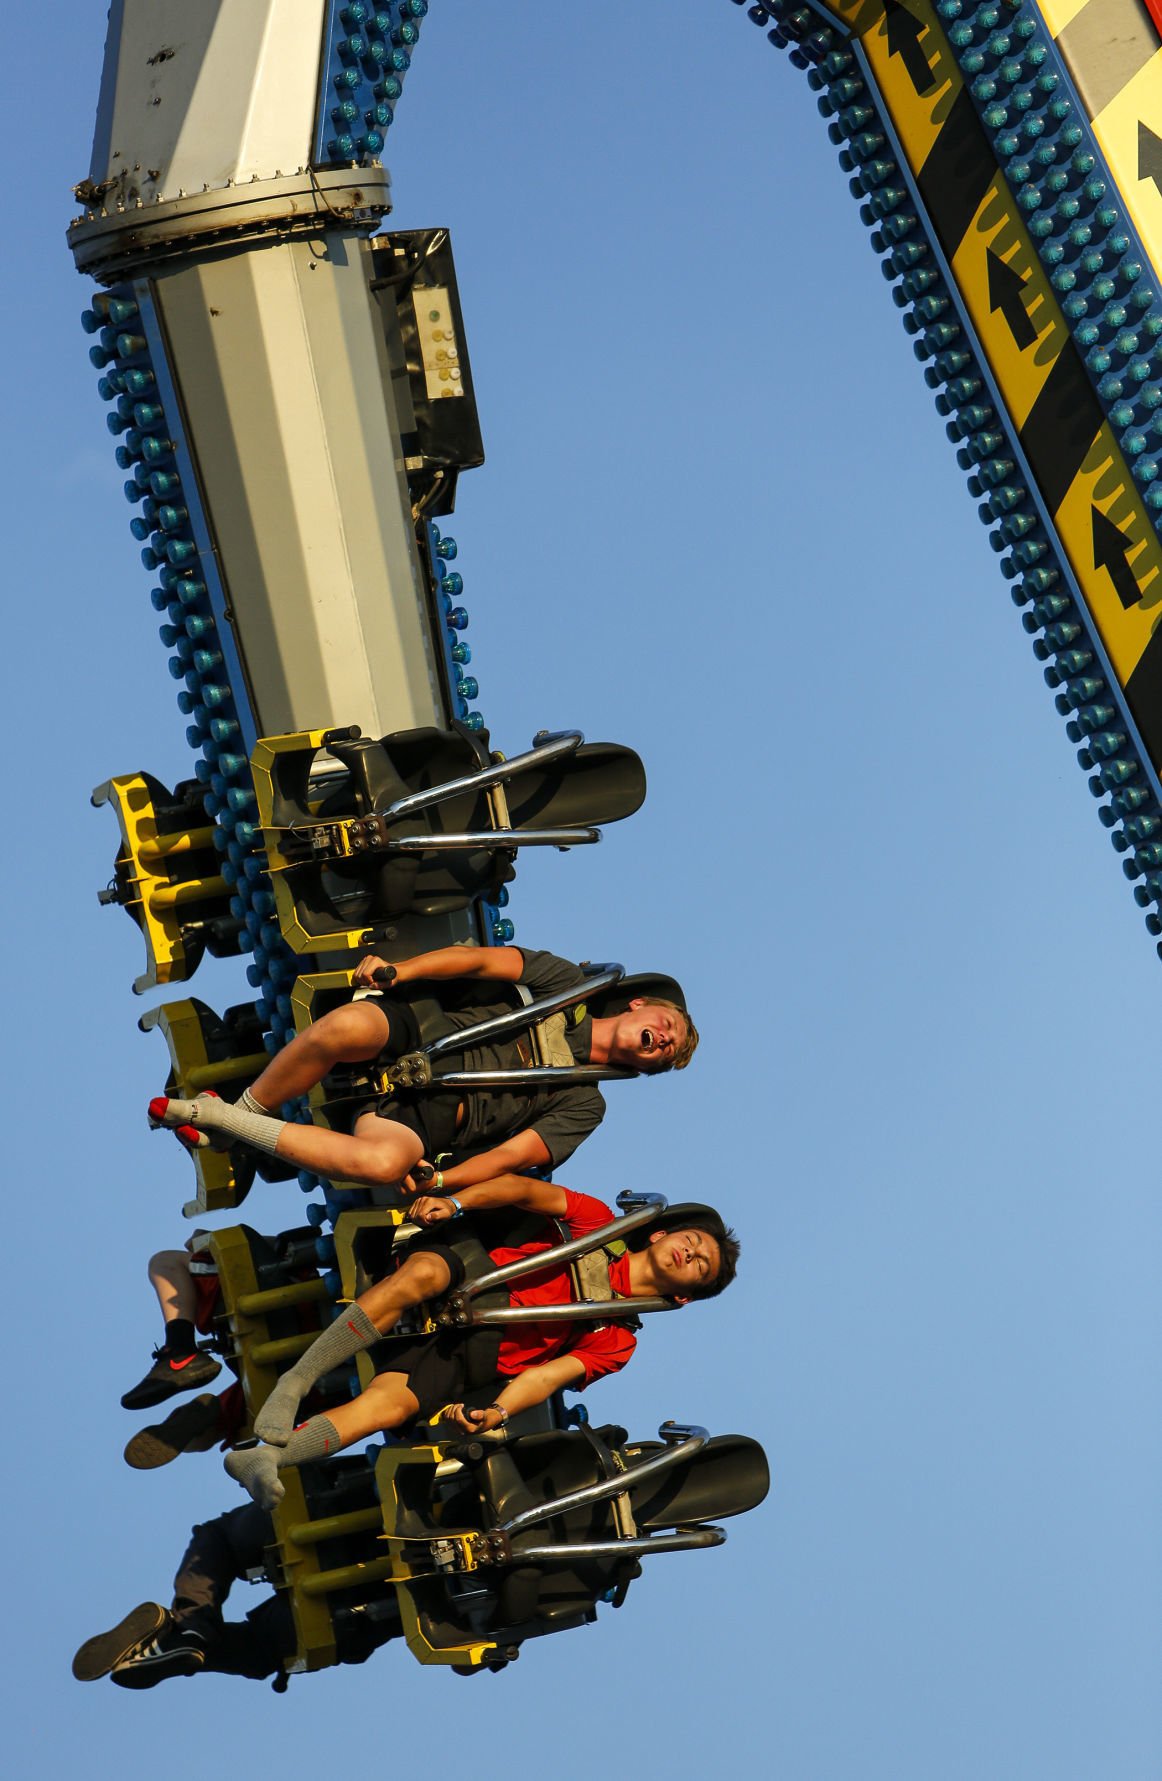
[567,1242,641,1333]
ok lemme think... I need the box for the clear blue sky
[6,3,1162,1775]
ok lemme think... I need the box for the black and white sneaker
[72,1604,170,1681]
[111,1624,207,1689]
[120,1347,221,1411]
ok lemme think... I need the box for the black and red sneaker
[120,1346,221,1411]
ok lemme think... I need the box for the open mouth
[640,1027,656,1053]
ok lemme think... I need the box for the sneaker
[124,1393,222,1469]
[111,1623,207,1689]
[72,1603,169,1681]
[120,1346,221,1411]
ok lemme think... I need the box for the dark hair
[682,1218,739,1301]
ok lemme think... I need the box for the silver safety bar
[380,730,584,821]
[496,1422,709,1538]
[471,1297,676,1325]
[428,1065,634,1090]
[421,965,624,1063]
[391,1192,664,1256]
[462,1193,669,1301]
[510,1527,726,1563]
[389,827,600,851]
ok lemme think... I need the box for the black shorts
[358,992,421,1061]
[372,1325,503,1421]
[345,996,457,1156]
[400,1236,468,1292]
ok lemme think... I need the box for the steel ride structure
[730,0,1162,934]
[69,2,768,1683]
[76,0,1162,1689]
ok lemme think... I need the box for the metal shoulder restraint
[385,963,636,1093]
[425,1192,677,1330]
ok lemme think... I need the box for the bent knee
[395,1250,452,1298]
[148,1249,189,1275]
[313,1001,391,1060]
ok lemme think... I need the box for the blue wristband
[447,1196,463,1215]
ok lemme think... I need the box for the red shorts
[192,1271,222,1335]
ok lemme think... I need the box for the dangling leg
[120,1249,221,1410]
[226,1376,421,1508]
[252,1249,452,1445]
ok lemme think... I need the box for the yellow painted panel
[1090,49,1162,288]
[951,179,1071,427]
[1036,0,1092,35]
[858,0,964,165]
[1054,421,1162,677]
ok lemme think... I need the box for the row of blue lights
[424,519,515,947]
[82,292,512,1227]
[314,0,429,167]
[82,286,331,1213]
[730,0,1162,957]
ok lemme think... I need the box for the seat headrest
[583,972,687,1017]
[621,1201,729,1252]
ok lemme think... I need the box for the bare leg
[153,1099,424,1187]
[247,1001,392,1109]
[121,1250,221,1410]
[355,1248,454,1333]
[251,1251,452,1444]
[148,1250,198,1326]
[323,1373,421,1446]
[270,1109,423,1188]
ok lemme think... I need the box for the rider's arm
[386,945,525,986]
[447,1353,588,1433]
[438,1130,552,1191]
[412,1171,569,1220]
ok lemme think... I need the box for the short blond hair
[650,996,698,1071]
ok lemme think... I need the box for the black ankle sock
[165,1319,197,1357]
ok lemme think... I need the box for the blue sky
[6,3,1162,1775]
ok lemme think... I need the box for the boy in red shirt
[224,1175,738,1508]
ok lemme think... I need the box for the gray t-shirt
[405,948,607,1169]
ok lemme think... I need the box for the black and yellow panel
[140,997,272,1214]
[807,0,1162,725]
[1039,0,1162,282]
[374,1443,498,1669]
[732,0,1162,949]
[269,1466,387,1675]
[208,1224,331,1419]
[138,996,302,1215]
[331,1207,411,1390]
[251,729,361,955]
[93,772,238,992]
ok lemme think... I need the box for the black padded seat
[477,1427,770,1641]
[272,724,647,931]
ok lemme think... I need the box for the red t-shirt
[490,1188,637,1388]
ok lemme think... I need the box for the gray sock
[236,1087,270,1117]
[253,1305,380,1446]
[281,1414,342,1465]
[223,1444,283,1509]
[224,1416,341,1509]
[159,1095,286,1159]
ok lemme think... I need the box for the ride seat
[251,722,646,952]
